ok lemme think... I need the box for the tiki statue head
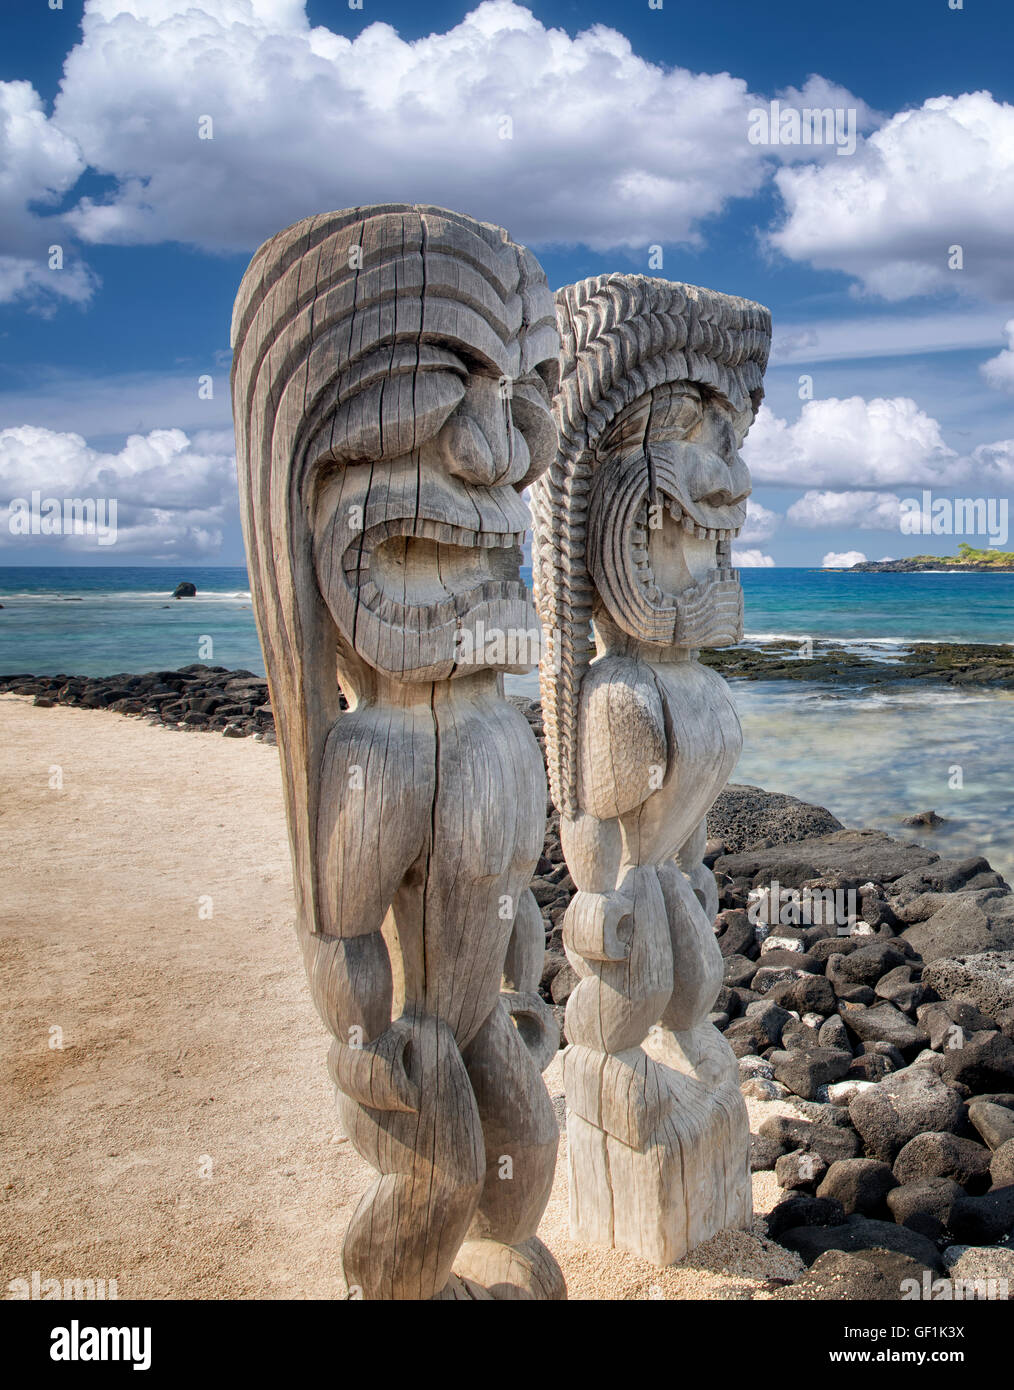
[232,204,559,929]
[532,273,771,814]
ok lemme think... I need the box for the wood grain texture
[535,273,771,1264]
[232,204,564,1300]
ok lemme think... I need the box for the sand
[0,694,804,1300]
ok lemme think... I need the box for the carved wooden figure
[232,205,565,1300]
[532,273,771,1265]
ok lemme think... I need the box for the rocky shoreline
[702,639,1014,689]
[521,699,1014,1301]
[0,665,281,741]
[5,665,1014,1298]
[707,817,1014,1300]
[4,637,1014,735]
[852,558,1014,573]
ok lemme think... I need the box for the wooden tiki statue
[231,205,566,1300]
[532,273,771,1264]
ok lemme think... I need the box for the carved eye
[597,398,651,457]
[651,386,703,438]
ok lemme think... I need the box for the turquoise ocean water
[2,565,1013,881]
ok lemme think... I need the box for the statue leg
[646,860,752,1246]
[337,1007,486,1301]
[676,817,720,922]
[454,998,566,1299]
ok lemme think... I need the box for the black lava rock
[893,1131,993,1194]
[816,1159,898,1218]
[767,1195,846,1239]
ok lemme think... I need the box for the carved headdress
[532,273,772,818]
[231,204,558,941]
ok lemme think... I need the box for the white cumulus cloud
[982,320,1014,393]
[822,550,866,568]
[743,397,1014,490]
[0,424,237,556]
[738,499,780,542]
[769,91,1014,301]
[0,81,95,308]
[53,0,772,255]
[0,1,883,307]
[732,548,775,567]
[786,490,902,530]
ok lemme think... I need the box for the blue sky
[1,0,1012,566]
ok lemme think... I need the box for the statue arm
[501,887,560,1071]
[676,817,719,922]
[305,711,435,1112]
[576,660,670,821]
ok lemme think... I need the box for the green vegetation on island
[851,544,1014,572]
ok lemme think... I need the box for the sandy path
[0,696,802,1300]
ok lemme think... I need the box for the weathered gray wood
[232,204,564,1300]
[533,272,771,1265]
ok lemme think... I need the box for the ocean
[2,564,1013,881]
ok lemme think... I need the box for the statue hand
[327,1015,420,1113]
[563,888,633,963]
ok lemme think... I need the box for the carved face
[312,362,557,683]
[586,381,752,648]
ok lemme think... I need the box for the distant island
[851,544,1014,572]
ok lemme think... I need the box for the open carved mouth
[587,452,745,647]
[631,496,740,608]
[316,463,541,680]
[646,496,740,543]
[342,517,529,629]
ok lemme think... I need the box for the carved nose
[438,413,501,485]
[678,444,750,504]
[437,376,530,486]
